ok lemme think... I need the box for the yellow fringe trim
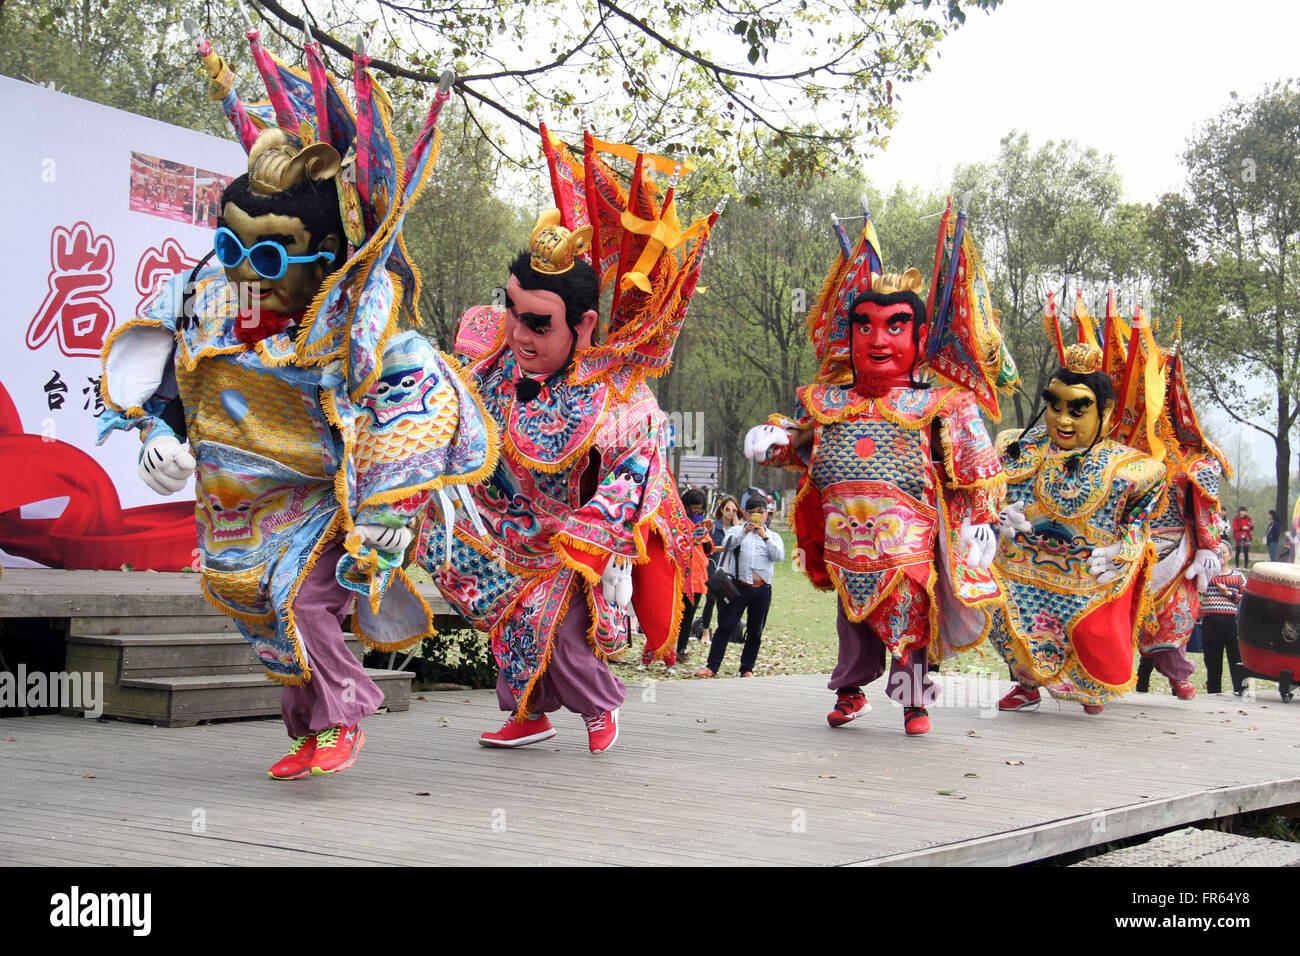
[350,565,436,653]
[99,318,170,414]
[279,510,348,684]
[514,571,576,721]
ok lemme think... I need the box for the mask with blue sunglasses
[213,225,336,281]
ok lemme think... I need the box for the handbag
[706,537,741,602]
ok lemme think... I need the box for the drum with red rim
[1238,561,1300,699]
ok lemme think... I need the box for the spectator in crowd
[1232,507,1254,568]
[1265,509,1281,562]
[1201,541,1249,695]
[694,489,784,678]
[691,494,742,647]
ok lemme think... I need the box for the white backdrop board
[0,76,246,569]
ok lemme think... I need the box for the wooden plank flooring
[2,674,1298,866]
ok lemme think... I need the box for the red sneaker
[827,688,869,727]
[1171,679,1196,700]
[268,733,317,781]
[583,708,619,754]
[1082,703,1104,715]
[903,706,930,736]
[479,713,556,748]
[310,724,364,775]
[998,684,1041,712]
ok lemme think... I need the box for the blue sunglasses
[213,226,335,280]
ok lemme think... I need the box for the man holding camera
[695,490,785,678]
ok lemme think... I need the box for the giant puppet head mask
[1042,344,1115,452]
[505,209,599,397]
[214,128,345,335]
[847,269,928,398]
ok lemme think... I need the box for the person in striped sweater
[1200,542,1249,695]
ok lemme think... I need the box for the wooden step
[70,614,234,636]
[65,631,365,680]
[67,669,413,727]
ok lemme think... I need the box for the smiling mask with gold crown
[96,9,496,686]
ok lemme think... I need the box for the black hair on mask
[1007,364,1115,471]
[508,251,601,337]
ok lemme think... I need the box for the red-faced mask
[849,298,925,397]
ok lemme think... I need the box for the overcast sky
[870,0,1300,204]
[866,0,1300,478]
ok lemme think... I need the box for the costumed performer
[98,21,493,778]
[746,198,1017,735]
[992,318,1166,715]
[418,127,721,753]
[1134,316,1229,698]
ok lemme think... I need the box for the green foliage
[952,132,1152,426]
[1,0,252,137]
[1152,81,1300,520]
[397,104,532,348]
[237,0,1002,177]
[365,628,498,688]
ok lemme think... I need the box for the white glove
[601,556,634,609]
[139,434,195,495]
[744,424,789,462]
[1086,542,1125,584]
[997,500,1033,540]
[355,523,414,555]
[959,518,997,569]
[1186,547,1222,590]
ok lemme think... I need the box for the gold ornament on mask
[1064,343,1103,375]
[869,268,925,297]
[247,127,342,196]
[529,209,593,275]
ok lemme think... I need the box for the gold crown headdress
[529,209,594,275]
[1064,343,1103,375]
[867,269,925,297]
[246,127,342,195]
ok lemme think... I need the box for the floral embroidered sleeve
[1115,457,1167,564]
[1188,456,1225,551]
[939,391,1005,524]
[555,439,671,573]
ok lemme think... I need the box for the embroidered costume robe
[990,424,1166,705]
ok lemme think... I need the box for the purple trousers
[827,599,934,706]
[496,588,625,717]
[1145,645,1196,682]
[280,536,385,738]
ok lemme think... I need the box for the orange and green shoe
[310,724,365,776]
[268,733,318,781]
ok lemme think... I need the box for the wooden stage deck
[2,673,1298,866]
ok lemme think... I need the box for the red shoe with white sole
[1082,703,1104,715]
[827,688,869,727]
[1171,679,1196,700]
[998,684,1041,712]
[583,708,619,754]
[310,724,364,775]
[480,713,556,748]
